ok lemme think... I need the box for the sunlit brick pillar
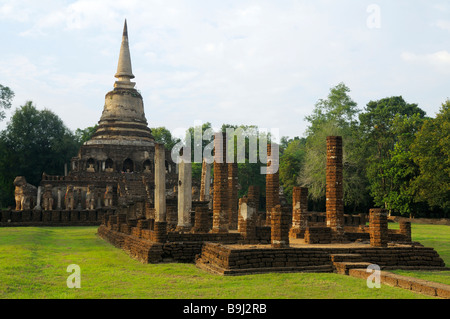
[289,187,309,239]
[153,221,167,243]
[369,208,388,247]
[212,132,229,233]
[247,185,260,212]
[192,204,210,233]
[199,159,211,202]
[265,143,280,226]
[271,205,289,248]
[227,162,239,230]
[399,221,412,242]
[238,197,257,242]
[326,136,345,242]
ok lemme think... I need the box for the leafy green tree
[411,100,450,212]
[359,96,427,213]
[0,84,14,121]
[150,126,181,151]
[75,125,98,146]
[279,137,306,203]
[305,82,359,135]
[382,114,426,217]
[0,101,79,207]
[300,83,369,212]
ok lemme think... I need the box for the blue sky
[0,0,449,140]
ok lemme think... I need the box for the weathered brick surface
[98,223,241,263]
[304,227,332,244]
[212,132,228,233]
[237,197,257,243]
[369,208,388,247]
[196,243,447,276]
[227,162,239,230]
[265,144,280,226]
[247,186,260,212]
[0,208,104,227]
[271,205,289,248]
[289,187,308,239]
[399,221,412,242]
[348,268,450,299]
[326,136,345,242]
[192,205,211,233]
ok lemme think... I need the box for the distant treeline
[0,83,448,218]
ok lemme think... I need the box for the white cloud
[434,19,450,31]
[1,1,449,138]
[401,50,450,67]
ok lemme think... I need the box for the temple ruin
[1,20,446,277]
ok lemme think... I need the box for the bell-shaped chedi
[87,19,154,146]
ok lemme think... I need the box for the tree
[0,101,79,207]
[382,114,426,217]
[300,83,369,212]
[279,137,306,203]
[411,100,450,212]
[305,82,359,135]
[75,125,98,146]
[0,84,14,121]
[359,96,427,214]
[150,126,181,151]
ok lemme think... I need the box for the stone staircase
[330,253,373,275]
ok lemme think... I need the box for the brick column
[192,205,210,233]
[266,144,280,226]
[176,157,192,231]
[136,219,150,238]
[155,143,166,222]
[238,197,257,242]
[399,221,412,242]
[369,208,388,247]
[227,162,239,230]
[326,136,345,242]
[289,187,309,239]
[247,186,260,212]
[212,132,229,233]
[153,221,168,243]
[271,205,289,248]
[199,159,211,202]
[117,213,127,225]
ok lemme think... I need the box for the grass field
[0,224,448,299]
[389,223,450,286]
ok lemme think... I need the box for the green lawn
[389,223,450,286]
[0,225,448,299]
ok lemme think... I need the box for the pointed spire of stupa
[114,19,135,89]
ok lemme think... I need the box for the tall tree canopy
[411,100,450,211]
[0,101,79,207]
[359,96,427,214]
[150,126,181,151]
[0,84,14,121]
[300,83,370,212]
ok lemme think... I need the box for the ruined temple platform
[97,223,448,276]
[195,240,448,276]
